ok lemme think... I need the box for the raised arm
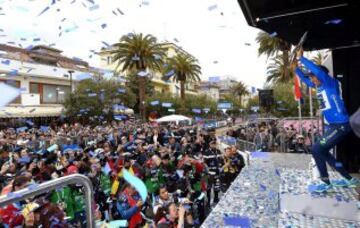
[295,67,315,88]
[298,56,328,84]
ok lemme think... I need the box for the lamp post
[68,70,74,93]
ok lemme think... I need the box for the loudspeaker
[258,89,274,109]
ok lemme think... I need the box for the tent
[156,114,191,124]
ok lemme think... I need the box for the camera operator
[155,203,186,228]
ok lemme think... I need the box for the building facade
[197,81,220,101]
[99,42,199,97]
[0,44,97,118]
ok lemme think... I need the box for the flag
[294,76,302,101]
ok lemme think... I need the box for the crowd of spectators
[0,120,245,228]
[226,120,322,153]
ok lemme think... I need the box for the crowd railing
[0,174,95,228]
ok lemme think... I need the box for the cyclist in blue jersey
[294,48,358,193]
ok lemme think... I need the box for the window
[30,83,40,94]
[42,84,71,104]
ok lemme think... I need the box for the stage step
[202,153,360,228]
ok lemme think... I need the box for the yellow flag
[110,166,135,195]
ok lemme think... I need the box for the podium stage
[201,153,360,227]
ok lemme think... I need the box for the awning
[0,106,64,118]
[237,0,360,50]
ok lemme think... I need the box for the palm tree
[230,81,249,106]
[166,53,201,100]
[311,51,327,65]
[111,33,166,120]
[266,54,294,84]
[256,31,292,83]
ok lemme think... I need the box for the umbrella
[156,114,191,124]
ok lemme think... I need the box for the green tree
[64,79,136,121]
[165,53,201,100]
[111,33,167,120]
[125,72,154,115]
[146,92,216,116]
[256,31,292,84]
[266,54,294,84]
[230,81,249,106]
[311,51,327,65]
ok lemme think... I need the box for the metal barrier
[0,174,95,228]
[236,138,256,152]
[276,117,322,153]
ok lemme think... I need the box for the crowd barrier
[0,174,95,228]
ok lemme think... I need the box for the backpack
[350,107,360,138]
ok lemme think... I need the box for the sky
[0,0,268,88]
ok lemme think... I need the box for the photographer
[155,203,186,228]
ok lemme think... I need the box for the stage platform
[201,153,360,228]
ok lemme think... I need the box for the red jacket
[0,203,24,228]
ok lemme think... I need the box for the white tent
[156,114,191,124]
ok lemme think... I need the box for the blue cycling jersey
[295,56,349,124]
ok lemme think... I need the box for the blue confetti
[1,59,10,65]
[165,70,175,77]
[101,41,111,48]
[101,23,107,29]
[259,184,267,191]
[142,1,150,6]
[275,168,281,176]
[335,162,342,168]
[89,4,100,11]
[38,6,50,17]
[208,4,218,11]
[335,195,342,202]
[269,32,278,37]
[325,19,342,25]
[224,216,250,227]
[137,71,148,77]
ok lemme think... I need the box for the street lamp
[68,70,74,92]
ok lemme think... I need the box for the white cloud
[0,0,267,88]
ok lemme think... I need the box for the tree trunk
[138,76,146,121]
[180,80,185,100]
[283,50,290,82]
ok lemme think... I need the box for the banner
[162,102,172,108]
[217,102,232,109]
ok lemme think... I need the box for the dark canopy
[238,0,360,50]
